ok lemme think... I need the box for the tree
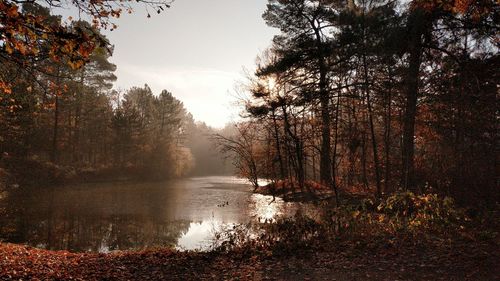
[261,0,338,188]
[0,0,171,93]
[214,122,265,188]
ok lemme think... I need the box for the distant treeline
[0,4,232,188]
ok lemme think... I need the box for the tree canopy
[0,0,172,92]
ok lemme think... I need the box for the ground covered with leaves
[1,233,498,280]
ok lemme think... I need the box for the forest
[0,3,233,188]
[220,0,498,208]
[0,0,499,280]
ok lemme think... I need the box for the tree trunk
[402,9,427,191]
[51,93,60,163]
[271,109,286,180]
[362,54,382,198]
[319,93,332,186]
[384,66,394,194]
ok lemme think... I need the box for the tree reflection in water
[0,177,305,252]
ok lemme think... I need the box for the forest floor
[1,233,498,281]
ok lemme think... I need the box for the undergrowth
[212,191,479,255]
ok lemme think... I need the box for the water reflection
[176,220,222,251]
[0,177,303,252]
[250,194,287,222]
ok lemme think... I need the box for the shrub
[376,191,466,232]
[211,212,324,254]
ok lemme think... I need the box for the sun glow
[250,193,284,222]
[266,76,277,90]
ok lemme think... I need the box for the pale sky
[60,0,278,128]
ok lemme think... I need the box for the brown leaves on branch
[411,0,497,19]
[0,0,172,92]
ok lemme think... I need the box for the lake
[0,176,310,252]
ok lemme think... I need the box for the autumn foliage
[0,0,172,94]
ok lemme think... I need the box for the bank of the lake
[254,179,363,203]
[1,229,498,281]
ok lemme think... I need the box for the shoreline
[1,231,498,280]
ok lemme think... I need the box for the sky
[56,0,278,128]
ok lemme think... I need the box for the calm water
[0,176,308,252]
